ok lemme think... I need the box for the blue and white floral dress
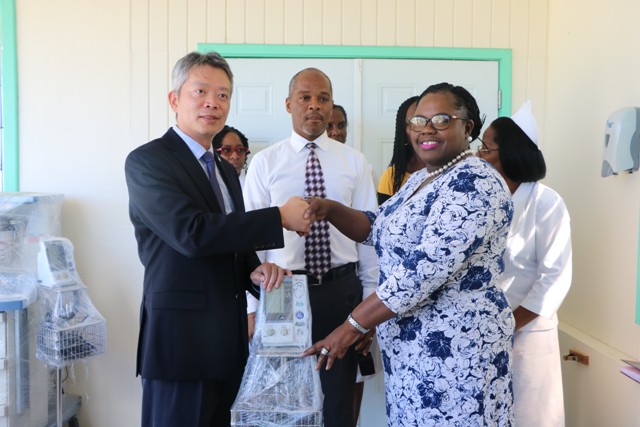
[365,156,515,426]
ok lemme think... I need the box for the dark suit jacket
[125,128,284,381]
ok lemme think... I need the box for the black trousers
[307,271,362,427]
[141,364,243,427]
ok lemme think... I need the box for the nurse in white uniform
[477,101,572,427]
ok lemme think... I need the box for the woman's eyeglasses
[477,141,499,153]
[215,146,250,156]
[408,113,468,132]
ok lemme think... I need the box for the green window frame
[1,0,19,191]
[198,43,512,117]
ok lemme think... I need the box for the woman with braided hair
[303,82,515,426]
[377,96,425,204]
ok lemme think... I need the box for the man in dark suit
[125,51,311,427]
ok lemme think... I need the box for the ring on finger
[320,347,330,356]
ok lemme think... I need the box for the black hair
[418,82,484,140]
[388,96,420,194]
[212,125,249,150]
[332,104,348,125]
[490,117,546,182]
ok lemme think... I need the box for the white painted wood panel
[17,1,551,426]
[361,58,500,177]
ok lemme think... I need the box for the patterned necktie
[304,143,331,281]
[201,151,226,214]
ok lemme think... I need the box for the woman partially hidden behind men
[304,82,515,426]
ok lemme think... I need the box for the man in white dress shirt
[243,68,378,427]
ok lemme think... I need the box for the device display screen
[46,241,68,272]
[264,283,292,321]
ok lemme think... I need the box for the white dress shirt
[238,169,246,190]
[499,181,572,331]
[173,125,235,213]
[244,131,379,294]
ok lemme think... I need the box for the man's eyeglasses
[215,146,250,156]
[408,113,468,132]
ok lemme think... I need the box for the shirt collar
[290,130,330,153]
[173,125,210,159]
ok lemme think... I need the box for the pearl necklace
[424,149,474,180]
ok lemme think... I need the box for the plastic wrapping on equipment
[0,193,105,425]
[231,275,323,427]
[36,284,106,369]
[34,238,106,369]
[0,193,63,311]
[0,193,63,272]
[0,270,37,311]
[0,193,65,426]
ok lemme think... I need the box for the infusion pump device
[37,237,78,287]
[261,275,310,348]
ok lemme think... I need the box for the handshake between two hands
[279,196,329,236]
[252,196,327,291]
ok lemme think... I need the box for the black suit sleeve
[125,139,284,262]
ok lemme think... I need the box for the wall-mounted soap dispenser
[602,107,640,177]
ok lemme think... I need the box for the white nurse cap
[511,100,539,148]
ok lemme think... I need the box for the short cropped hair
[490,117,546,182]
[172,51,233,94]
[288,68,333,97]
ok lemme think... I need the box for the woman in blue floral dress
[303,83,515,426]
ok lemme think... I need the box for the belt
[292,262,358,286]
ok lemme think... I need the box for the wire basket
[231,410,322,427]
[231,355,323,427]
[36,319,106,368]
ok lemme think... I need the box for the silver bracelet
[347,313,369,334]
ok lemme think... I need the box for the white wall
[546,1,640,425]
[547,0,640,358]
[560,324,640,427]
[11,0,640,426]
[17,0,140,424]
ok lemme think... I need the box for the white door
[223,57,500,427]
[224,58,357,162]
[225,58,498,180]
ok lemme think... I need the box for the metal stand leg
[56,368,62,427]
